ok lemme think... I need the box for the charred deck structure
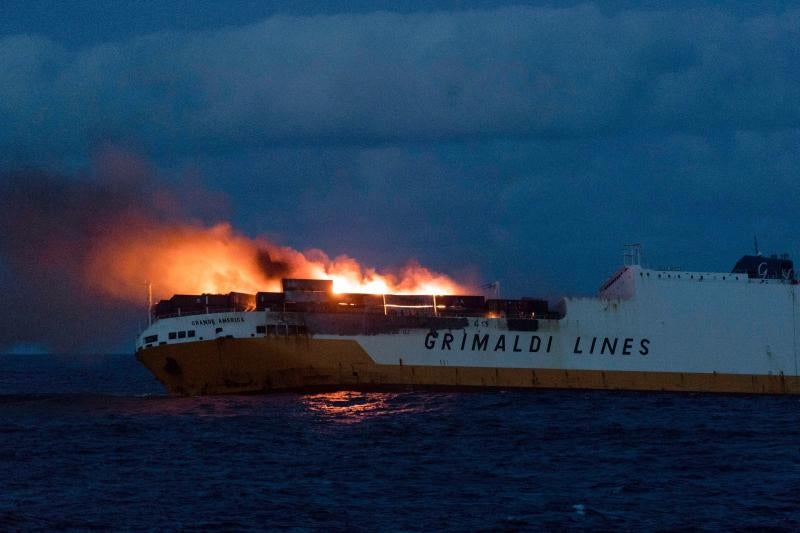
[136,254,800,395]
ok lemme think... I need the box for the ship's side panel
[344,269,798,380]
[627,269,796,375]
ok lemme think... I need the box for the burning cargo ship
[136,251,800,395]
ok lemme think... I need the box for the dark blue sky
[2,1,800,351]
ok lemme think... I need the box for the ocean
[0,354,799,531]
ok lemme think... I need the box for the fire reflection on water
[111,390,427,421]
[300,391,420,424]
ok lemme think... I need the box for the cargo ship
[135,250,800,395]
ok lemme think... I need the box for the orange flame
[85,220,469,302]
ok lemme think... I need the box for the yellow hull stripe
[136,337,800,396]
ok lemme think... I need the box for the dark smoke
[255,250,290,280]
[0,149,217,353]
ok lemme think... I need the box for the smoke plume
[0,149,468,352]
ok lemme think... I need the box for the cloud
[2,4,800,161]
[203,126,800,295]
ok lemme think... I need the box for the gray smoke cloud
[1,4,800,164]
[0,149,220,353]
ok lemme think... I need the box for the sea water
[0,354,798,530]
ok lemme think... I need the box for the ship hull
[136,264,800,396]
[137,336,800,395]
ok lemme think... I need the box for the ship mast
[146,280,152,327]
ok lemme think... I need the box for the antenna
[481,281,500,298]
[146,280,153,327]
[623,243,642,266]
[754,234,761,256]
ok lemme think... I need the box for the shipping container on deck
[384,294,436,307]
[382,294,438,316]
[154,292,257,317]
[169,294,204,308]
[153,294,205,317]
[284,290,331,303]
[153,299,177,318]
[520,297,549,315]
[281,279,333,293]
[485,298,548,318]
[256,292,285,310]
[202,294,229,308]
[437,295,486,311]
[229,292,256,311]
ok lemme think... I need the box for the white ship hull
[135,265,800,395]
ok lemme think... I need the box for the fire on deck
[152,278,555,320]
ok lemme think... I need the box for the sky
[2,1,800,352]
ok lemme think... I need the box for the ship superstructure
[136,253,800,395]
